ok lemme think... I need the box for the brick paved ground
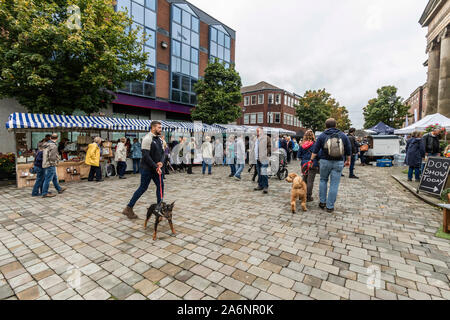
[0,164,449,300]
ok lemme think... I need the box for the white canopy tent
[394,113,450,135]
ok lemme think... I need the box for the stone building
[420,0,449,116]
[236,81,304,133]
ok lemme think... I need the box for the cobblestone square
[0,165,449,300]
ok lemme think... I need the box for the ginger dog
[285,173,307,213]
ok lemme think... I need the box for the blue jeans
[128,169,164,207]
[132,159,141,174]
[42,166,62,196]
[202,158,212,174]
[31,167,45,196]
[408,167,421,181]
[230,164,236,176]
[235,164,245,179]
[257,161,269,189]
[319,159,344,210]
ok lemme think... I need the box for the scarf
[302,141,314,150]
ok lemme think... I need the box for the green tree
[330,102,352,131]
[295,89,350,132]
[192,58,242,125]
[0,0,149,114]
[363,86,410,129]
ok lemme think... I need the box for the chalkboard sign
[418,157,450,196]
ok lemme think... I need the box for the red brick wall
[155,0,171,100]
[199,21,209,77]
[237,91,300,132]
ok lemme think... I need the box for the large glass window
[209,25,232,66]
[170,3,199,105]
[116,0,157,98]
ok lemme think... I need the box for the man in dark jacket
[347,128,359,179]
[310,119,351,213]
[423,128,441,157]
[123,121,165,219]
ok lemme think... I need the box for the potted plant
[0,153,16,180]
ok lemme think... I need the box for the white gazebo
[394,113,450,135]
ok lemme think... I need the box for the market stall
[5,113,228,189]
[394,113,450,135]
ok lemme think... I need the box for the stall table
[16,161,91,189]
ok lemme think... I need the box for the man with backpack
[310,119,352,213]
[122,121,165,220]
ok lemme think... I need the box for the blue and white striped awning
[6,112,110,130]
[5,113,227,133]
[107,117,151,132]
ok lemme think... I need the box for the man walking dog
[122,121,165,219]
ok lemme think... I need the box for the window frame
[258,94,264,105]
[251,95,257,105]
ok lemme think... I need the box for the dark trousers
[88,165,102,181]
[256,161,269,189]
[304,167,318,199]
[349,154,356,177]
[187,162,193,174]
[360,151,366,164]
[230,164,236,176]
[128,169,164,207]
[117,161,127,177]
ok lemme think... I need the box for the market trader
[122,121,165,220]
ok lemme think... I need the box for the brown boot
[122,206,138,219]
[58,187,67,194]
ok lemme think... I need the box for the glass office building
[113,0,236,119]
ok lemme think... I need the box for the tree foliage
[0,0,149,114]
[363,86,410,129]
[192,59,242,125]
[295,89,351,132]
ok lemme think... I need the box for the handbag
[360,144,369,152]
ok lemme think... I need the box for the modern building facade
[404,83,428,126]
[236,81,304,133]
[113,0,236,121]
[0,0,236,153]
[420,0,449,117]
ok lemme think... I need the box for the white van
[365,135,404,163]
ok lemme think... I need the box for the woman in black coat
[405,132,425,182]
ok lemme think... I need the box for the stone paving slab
[0,164,449,300]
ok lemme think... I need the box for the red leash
[158,170,163,202]
[302,160,313,175]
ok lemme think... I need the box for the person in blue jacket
[310,119,352,213]
[405,132,425,182]
[130,138,142,174]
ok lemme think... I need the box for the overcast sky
[189,0,429,128]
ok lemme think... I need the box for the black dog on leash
[144,202,176,241]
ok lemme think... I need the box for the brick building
[404,83,428,126]
[236,81,304,133]
[113,0,236,121]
